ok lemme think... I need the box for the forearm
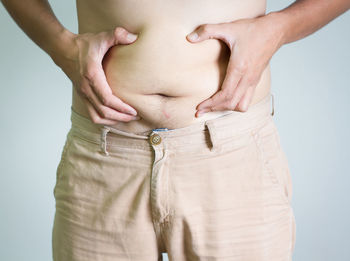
[267,0,350,45]
[1,0,75,59]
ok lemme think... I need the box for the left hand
[186,14,284,117]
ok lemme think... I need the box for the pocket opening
[250,123,291,206]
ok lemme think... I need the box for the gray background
[0,1,349,260]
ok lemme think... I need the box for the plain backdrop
[0,1,349,260]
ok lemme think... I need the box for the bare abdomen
[72,25,271,132]
[100,27,232,128]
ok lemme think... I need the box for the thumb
[186,23,232,48]
[110,27,138,45]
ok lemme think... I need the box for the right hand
[51,27,140,125]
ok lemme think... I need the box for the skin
[187,16,282,117]
[188,0,350,117]
[73,0,270,132]
[54,27,142,124]
[1,0,350,132]
[163,109,171,119]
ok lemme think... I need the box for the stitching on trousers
[101,126,111,156]
[251,126,291,206]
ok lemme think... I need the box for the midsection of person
[72,0,271,133]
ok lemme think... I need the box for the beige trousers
[52,92,296,261]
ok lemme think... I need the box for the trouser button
[150,133,162,145]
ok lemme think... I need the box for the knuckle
[100,108,111,119]
[200,24,210,34]
[84,66,97,81]
[246,79,256,87]
[222,92,232,103]
[247,76,258,86]
[79,85,89,96]
[235,61,249,74]
[237,103,248,112]
[91,116,101,124]
[226,99,237,110]
[235,65,247,75]
[114,27,126,39]
[101,96,110,106]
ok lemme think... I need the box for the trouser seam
[100,126,111,156]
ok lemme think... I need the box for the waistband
[69,92,275,155]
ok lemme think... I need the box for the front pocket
[251,117,290,206]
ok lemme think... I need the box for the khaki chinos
[52,92,296,261]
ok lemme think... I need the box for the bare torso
[72,0,271,133]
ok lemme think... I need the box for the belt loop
[100,126,111,156]
[205,121,221,153]
[271,93,275,116]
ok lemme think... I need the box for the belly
[72,0,271,133]
[101,26,234,128]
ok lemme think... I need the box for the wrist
[47,28,77,66]
[263,11,290,48]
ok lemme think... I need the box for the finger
[224,72,258,112]
[187,23,233,48]
[85,98,140,124]
[110,26,138,45]
[196,57,243,113]
[236,85,255,112]
[84,99,120,126]
[83,83,140,122]
[195,89,230,117]
[196,74,250,117]
[213,84,244,112]
[87,66,139,116]
[97,27,138,60]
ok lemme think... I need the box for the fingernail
[187,32,198,41]
[197,111,204,117]
[128,108,137,116]
[127,33,138,41]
